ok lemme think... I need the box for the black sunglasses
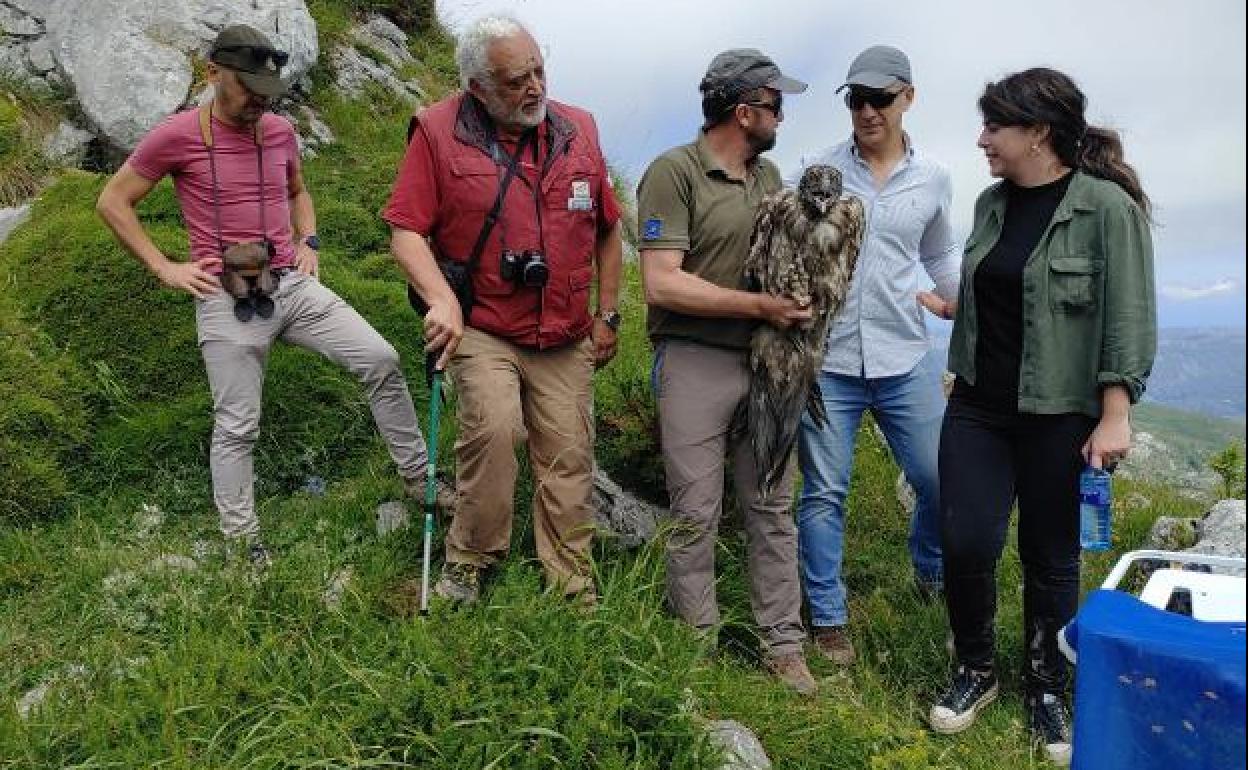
[844,87,904,111]
[740,94,783,117]
[215,45,290,69]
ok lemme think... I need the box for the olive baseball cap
[836,45,912,93]
[209,24,290,97]
[699,48,807,100]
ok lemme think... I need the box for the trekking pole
[419,364,444,617]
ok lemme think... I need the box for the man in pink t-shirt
[97,24,434,566]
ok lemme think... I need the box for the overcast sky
[438,0,1246,328]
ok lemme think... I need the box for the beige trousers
[654,338,805,656]
[195,272,427,539]
[446,327,595,595]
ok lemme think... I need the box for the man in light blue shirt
[797,45,960,665]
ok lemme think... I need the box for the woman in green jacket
[921,68,1156,765]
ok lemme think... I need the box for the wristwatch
[303,234,320,251]
[599,309,622,332]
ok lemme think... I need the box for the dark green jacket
[948,171,1156,418]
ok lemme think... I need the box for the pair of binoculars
[221,241,278,322]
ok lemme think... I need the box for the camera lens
[522,256,549,287]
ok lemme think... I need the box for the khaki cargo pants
[654,338,805,656]
[195,272,428,539]
[445,327,595,595]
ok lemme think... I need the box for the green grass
[0,2,1225,767]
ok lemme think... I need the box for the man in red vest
[384,14,623,605]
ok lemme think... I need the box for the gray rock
[706,720,772,770]
[5,0,47,22]
[331,43,424,105]
[43,0,318,151]
[0,3,41,36]
[0,203,32,244]
[351,15,411,68]
[152,553,197,571]
[24,36,53,73]
[592,468,660,548]
[895,472,916,516]
[1146,516,1198,551]
[376,500,409,536]
[1188,499,1245,574]
[41,120,93,166]
[297,105,334,145]
[0,41,29,78]
[15,680,51,719]
[322,566,353,609]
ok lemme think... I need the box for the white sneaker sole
[928,682,999,734]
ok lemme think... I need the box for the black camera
[500,249,549,288]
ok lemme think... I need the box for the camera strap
[471,127,534,274]
[198,101,270,262]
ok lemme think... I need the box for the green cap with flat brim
[209,24,290,97]
[699,48,808,101]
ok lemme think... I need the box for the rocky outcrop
[2,0,318,152]
[592,468,661,548]
[1145,498,1245,576]
[331,15,426,104]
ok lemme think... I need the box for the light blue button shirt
[804,137,961,378]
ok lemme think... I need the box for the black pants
[939,396,1096,695]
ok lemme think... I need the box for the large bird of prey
[744,164,865,495]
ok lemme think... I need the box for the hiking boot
[433,562,480,604]
[929,665,999,734]
[812,626,856,665]
[764,651,818,696]
[1026,692,1073,766]
[404,474,457,519]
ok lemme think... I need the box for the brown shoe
[764,652,818,696]
[812,626,856,665]
[403,474,457,519]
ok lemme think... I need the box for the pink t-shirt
[127,109,301,272]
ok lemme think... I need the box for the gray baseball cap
[836,45,911,93]
[699,48,808,100]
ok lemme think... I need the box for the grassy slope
[0,6,1223,768]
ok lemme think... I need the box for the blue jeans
[796,352,945,628]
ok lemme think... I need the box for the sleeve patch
[643,217,663,240]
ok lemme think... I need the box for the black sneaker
[1026,692,1072,766]
[928,665,999,734]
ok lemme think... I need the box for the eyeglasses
[214,45,290,70]
[741,95,783,117]
[844,87,904,111]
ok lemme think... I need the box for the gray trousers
[654,338,805,656]
[195,272,427,539]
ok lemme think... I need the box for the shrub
[0,293,88,521]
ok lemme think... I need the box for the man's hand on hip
[591,319,618,368]
[158,257,222,299]
[424,298,464,371]
[917,290,957,320]
[294,243,320,279]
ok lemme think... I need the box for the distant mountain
[1144,327,1245,419]
[927,325,1246,420]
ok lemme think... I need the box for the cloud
[1159,279,1242,302]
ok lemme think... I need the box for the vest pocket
[1048,256,1102,313]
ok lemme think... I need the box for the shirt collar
[849,131,915,165]
[695,132,761,181]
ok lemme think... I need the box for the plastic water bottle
[1079,466,1113,551]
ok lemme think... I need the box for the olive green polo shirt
[636,134,782,350]
[948,171,1157,418]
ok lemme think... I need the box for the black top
[954,171,1074,410]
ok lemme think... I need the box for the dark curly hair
[979,67,1150,218]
